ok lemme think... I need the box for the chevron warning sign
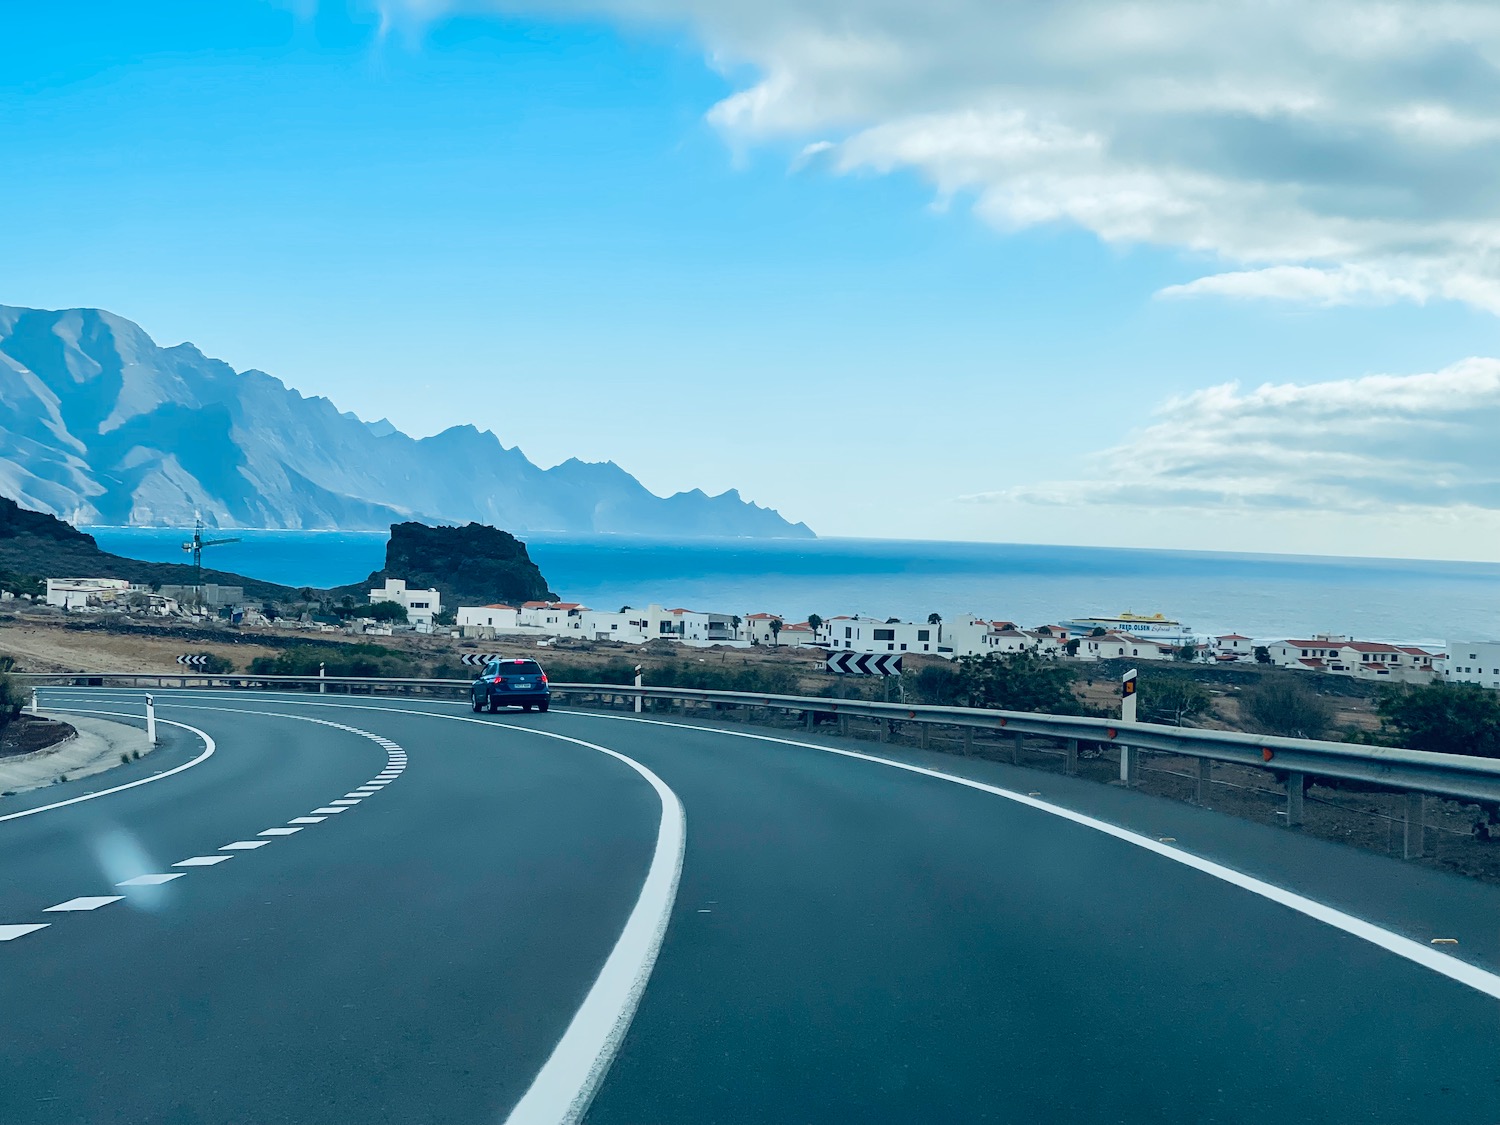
[460,653,503,668]
[825,651,903,676]
[176,654,210,667]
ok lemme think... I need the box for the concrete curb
[0,712,154,794]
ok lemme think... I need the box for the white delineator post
[319,662,326,694]
[1119,668,1138,785]
[634,665,643,713]
[29,688,39,715]
[145,693,158,747]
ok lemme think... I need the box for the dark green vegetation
[0,497,298,602]
[248,644,447,680]
[1241,677,1334,740]
[1376,681,1500,758]
[331,520,554,610]
[912,652,1090,715]
[0,656,21,734]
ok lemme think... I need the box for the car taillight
[540,674,548,684]
[493,675,503,683]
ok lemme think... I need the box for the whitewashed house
[456,604,520,637]
[1075,632,1173,661]
[1214,634,1256,661]
[369,578,442,629]
[826,616,943,655]
[1447,643,1500,689]
[518,601,587,633]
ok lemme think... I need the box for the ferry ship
[1060,612,1195,644]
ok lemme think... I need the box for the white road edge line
[559,708,1500,1004]
[74,691,686,1125]
[0,709,215,824]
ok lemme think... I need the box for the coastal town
[19,571,1495,691]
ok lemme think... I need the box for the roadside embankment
[0,712,153,795]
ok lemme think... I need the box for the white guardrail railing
[17,671,1497,859]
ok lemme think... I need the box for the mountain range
[0,305,813,537]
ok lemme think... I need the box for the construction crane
[181,515,241,585]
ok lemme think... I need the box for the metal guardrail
[18,671,1494,859]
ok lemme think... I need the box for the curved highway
[4,687,1500,1123]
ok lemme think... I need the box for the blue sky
[7,1,1500,556]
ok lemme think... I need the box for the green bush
[1241,678,1333,739]
[0,669,22,731]
[1377,681,1500,757]
[953,651,1086,715]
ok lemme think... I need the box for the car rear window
[503,660,543,675]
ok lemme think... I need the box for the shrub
[953,651,1086,715]
[1377,681,1500,757]
[1240,678,1333,740]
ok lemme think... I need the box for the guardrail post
[1011,731,1023,765]
[879,716,890,744]
[838,713,848,737]
[1119,746,1136,787]
[962,727,972,756]
[804,709,815,731]
[920,722,930,750]
[1403,792,1425,859]
[1065,738,1078,775]
[1285,771,1305,827]
[145,693,157,747]
[1196,757,1211,804]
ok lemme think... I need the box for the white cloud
[1157,265,1432,307]
[387,0,1500,312]
[979,358,1500,515]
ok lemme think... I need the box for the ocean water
[85,527,1500,645]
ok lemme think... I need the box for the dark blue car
[471,658,551,713]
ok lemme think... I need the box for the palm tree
[769,618,783,646]
[927,612,942,643]
[807,613,823,636]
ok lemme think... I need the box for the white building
[369,578,442,628]
[1446,642,1500,689]
[579,609,653,643]
[826,616,944,655]
[1075,632,1174,661]
[456,604,520,634]
[1213,634,1256,661]
[45,577,131,610]
[1267,636,1438,680]
[518,601,588,633]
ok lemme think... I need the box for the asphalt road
[4,688,1500,1124]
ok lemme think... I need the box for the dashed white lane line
[46,896,123,912]
[310,807,348,815]
[0,924,49,941]
[7,699,410,951]
[86,692,681,1125]
[116,873,184,886]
